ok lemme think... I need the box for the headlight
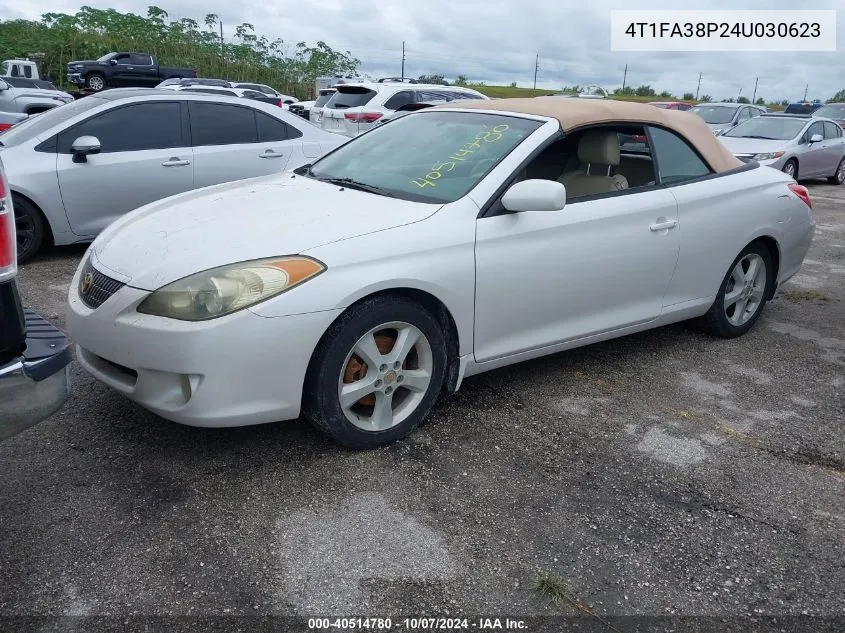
[136,256,325,321]
[752,151,785,160]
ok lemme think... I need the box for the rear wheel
[12,194,45,264]
[302,295,448,450]
[828,158,845,185]
[700,243,773,338]
[85,73,105,91]
[782,159,797,179]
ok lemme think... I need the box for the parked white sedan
[66,98,815,449]
[1,87,345,261]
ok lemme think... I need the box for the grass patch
[782,290,830,302]
[531,571,620,630]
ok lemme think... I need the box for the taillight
[0,123,12,132]
[344,112,383,123]
[277,100,283,107]
[788,183,812,209]
[0,168,17,279]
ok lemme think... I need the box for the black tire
[302,295,448,450]
[782,159,798,179]
[827,158,845,185]
[85,73,106,91]
[12,194,45,264]
[700,242,773,338]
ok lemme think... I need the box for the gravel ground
[1,180,842,632]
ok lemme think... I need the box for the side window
[23,65,32,78]
[383,90,415,110]
[131,54,153,65]
[10,64,19,77]
[806,121,824,142]
[256,111,303,141]
[749,108,762,118]
[190,102,258,146]
[736,107,751,123]
[823,121,841,139]
[648,126,712,184]
[57,102,183,153]
[114,53,132,64]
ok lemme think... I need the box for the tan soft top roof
[437,97,742,173]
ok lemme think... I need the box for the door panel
[473,189,680,363]
[802,122,825,176]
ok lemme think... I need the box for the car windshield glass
[314,92,335,107]
[96,54,116,62]
[723,117,807,140]
[307,111,543,203]
[690,105,737,124]
[784,104,818,114]
[0,96,103,146]
[326,88,376,109]
[815,105,845,119]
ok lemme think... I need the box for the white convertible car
[66,98,815,449]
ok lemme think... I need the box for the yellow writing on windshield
[411,124,510,189]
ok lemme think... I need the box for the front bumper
[66,262,342,428]
[0,310,72,440]
[66,72,84,85]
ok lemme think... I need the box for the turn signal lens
[137,256,326,321]
[788,183,812,209]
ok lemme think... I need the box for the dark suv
[0,156,72,439]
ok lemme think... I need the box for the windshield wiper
[741,135,779,140]
[318,177,396,198]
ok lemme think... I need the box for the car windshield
[815,104,845,119]
[0,96,103,146]
[690,105,737,124]
[96,53,116,62]
[326,87,376,109]
[314,91,335,107]
[784,103,819,115]
[306,111,543,203]
[723,117,807,140]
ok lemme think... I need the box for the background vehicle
[784,101,824,115]
[172,85,288,107]
[0,77,73,115]
[0,111,28,132]
[690,102,767,135]
[66,52,197,91]
[719,113,845,182]
[813,103,845,129]
[1,87,345,262]
[374,98,487,126]
[648,101,693,111]
[308,88,337,126]
[289,100,315,120]
[1,58,42,80]
[320,82,489,137]
[230,82,297,104]
[156,77,231,89]
[0,156,72,440]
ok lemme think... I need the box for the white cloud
[2,0,844,101]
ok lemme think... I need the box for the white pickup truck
[0,59,42,80]
[0,76,74,115]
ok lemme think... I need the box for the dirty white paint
[768,322,845,365]
[723,362,772,385]
[274,492,458,613]
[681,372,731,398]
[636,427,708,467]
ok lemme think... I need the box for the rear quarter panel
[661,164,810,310]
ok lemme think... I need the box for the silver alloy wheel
[338,321,434,431]
[88,75,104,91]
[783,161,796,177]
[723,253,767,326]
[836,160,845,183]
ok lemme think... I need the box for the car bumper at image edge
[66,73,84,85]
[0,310,72,440]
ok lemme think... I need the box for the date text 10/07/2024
[307,617,528,630]
[624,21,821,39]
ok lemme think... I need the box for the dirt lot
[1,180,842,632]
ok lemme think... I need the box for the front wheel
[782,159,797,179]
[85,73,105,91]
[828,158,845,185]
[12,194,45,264]
[303,295,448,450]
[700,243,773,338]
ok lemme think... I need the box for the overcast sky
[2,0,843,101]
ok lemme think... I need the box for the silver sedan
[718,113,845,182]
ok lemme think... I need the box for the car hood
[91,172,440,291]
[718,136,788,154]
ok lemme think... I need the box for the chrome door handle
[649,219,678,231]
[162,158,190,167]
[259,150,284,159]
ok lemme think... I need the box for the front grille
[78,257,125,309]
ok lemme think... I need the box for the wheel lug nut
[397,375,404,383]
[393,361,400,369]
[385,387,393,395]
[379,364,387,371]
[374,379,382,387]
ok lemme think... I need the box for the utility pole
[803,84,808,100]
[219,21,224,63]
[695,72,702,100]
[752,77,758,103]
[622,63,627,92]
[533,53,539,89]
[401,41,405,78]
[738,88,742,102]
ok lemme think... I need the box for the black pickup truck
[66,52,197,92]
[0,156,71,440]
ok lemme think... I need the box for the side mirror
[109,59,118,66]
[71,136,101,163]
[809,133,823,143]
[0,79,8,91]
[501,179,566,212]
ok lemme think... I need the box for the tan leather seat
[559,130,629,197]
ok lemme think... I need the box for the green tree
[634,84,656,96]
[658,90,673,98]
[454,74,468,85]
[699,94,713,102]
[737,96,750,104]
[827,89,845,103]
[510,81,517,88]
[418,74,448,85]
[754,97,766,105]
[781,99,789,106]
[682,92,694,100]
